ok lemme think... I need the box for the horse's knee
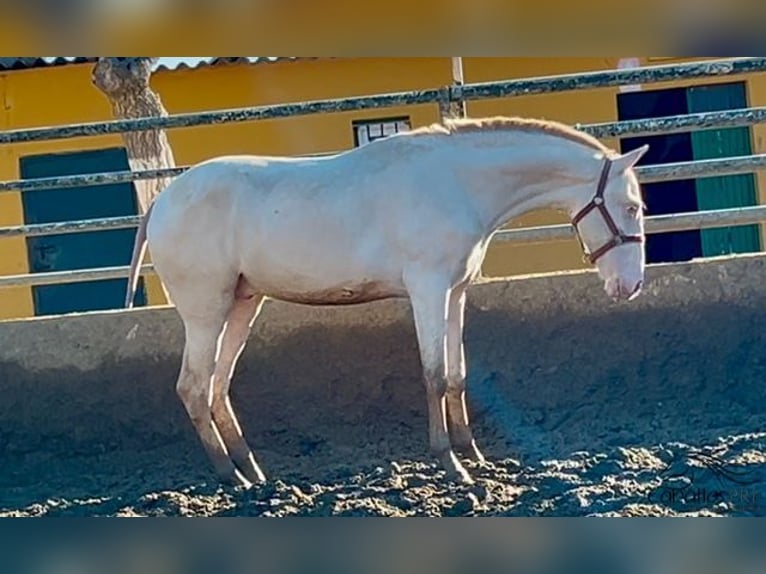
[446,371,466,393]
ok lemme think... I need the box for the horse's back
[146,143,482,303]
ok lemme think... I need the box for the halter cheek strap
[571,159,643,265]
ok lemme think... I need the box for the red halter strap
[571,159,643,265]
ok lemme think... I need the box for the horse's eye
[626,204,640,218]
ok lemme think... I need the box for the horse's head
[570,144,649,302]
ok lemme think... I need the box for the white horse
[125,116,649,487]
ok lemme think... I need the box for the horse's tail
[125,201,155,309]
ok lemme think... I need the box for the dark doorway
[20,147,146,316]
[617,81,760,263]
[617,87,702,263]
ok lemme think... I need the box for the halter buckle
[572,158,643,265]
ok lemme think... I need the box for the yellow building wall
[0,72,30,321]
[150,57,450,160]
[747,74,766,249]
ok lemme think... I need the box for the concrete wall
[1,253,765,463]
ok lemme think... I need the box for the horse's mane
[408,116,615,156]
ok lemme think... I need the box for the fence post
[439,57,467,121]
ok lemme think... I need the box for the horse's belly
[270,281,405,306]
[239,270,405,305]
[238,232,406,305]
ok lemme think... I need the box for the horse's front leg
[405,272,473,485]
[445,283,486,463]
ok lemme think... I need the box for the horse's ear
[613,144,649,173]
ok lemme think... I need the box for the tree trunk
[91,57,176,214]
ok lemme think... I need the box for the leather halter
[571,158,643,264]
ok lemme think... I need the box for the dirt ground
[2,426,764,518]
[2,282,764,517]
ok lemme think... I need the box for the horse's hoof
[219,468,255,489]
[234,455,268,486]
[456,441,487,465]
[440,450,475,485]
[457,470,476,485]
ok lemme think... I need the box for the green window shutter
[686,82,761,256]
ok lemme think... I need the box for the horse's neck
[444,131,602,234]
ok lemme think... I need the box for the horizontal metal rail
[582,107,766,139]
[637,153,766,184]
[0,58,765,145]
[495,205,766,244]
[0,264,157,288]
[0,166,188,194]
[458,58,766,101]
[2,107,766,195]
[0,215,141,238]
[1,205,765,288]
[2,153,765,239]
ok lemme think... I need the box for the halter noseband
[571,158,643,265]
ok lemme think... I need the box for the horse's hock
[2,254,764,470]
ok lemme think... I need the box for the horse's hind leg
[176,308,248,486]
[445,283,485,463]
[210,286,267,485]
